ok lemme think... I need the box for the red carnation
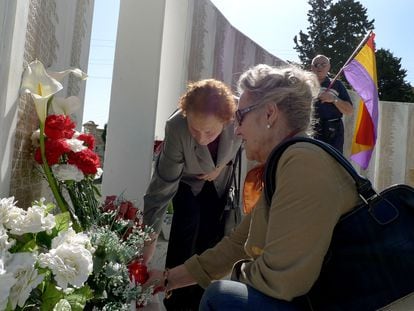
[128,260,149,284]
[45,115,76,139]
[67,149,100,175]
[102,195,117,212]
[77,133,95,150]
[124,203,138,221]
[34,138,71,165]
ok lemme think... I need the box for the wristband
[164,269,172,299]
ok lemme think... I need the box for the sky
[83,0,414,128]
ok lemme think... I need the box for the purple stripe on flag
[350,150,373,170]
[343,60,379,138]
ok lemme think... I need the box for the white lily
[20,60,62,123]
[50,96,81,116]
[20,60,87,123]
[48,68,87,82]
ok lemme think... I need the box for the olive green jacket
[185,140,361,301]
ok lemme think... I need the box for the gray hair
[312,54,330,65]
[237,64,319,133]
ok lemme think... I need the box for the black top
[315,77,352,121]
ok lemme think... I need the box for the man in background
[311,54,353,153]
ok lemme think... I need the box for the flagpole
[327,30,374,90]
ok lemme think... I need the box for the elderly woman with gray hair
[145,64,361,310]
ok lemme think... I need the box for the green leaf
[54,212,71,234]
[17,238,38,252]
[45,201,57,213]
[40,283,64,311]
[36,231,53,249]
[65,286,94,311]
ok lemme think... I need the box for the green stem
[39,122,82,232]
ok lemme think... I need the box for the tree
[328,0,374,74]
[294,0,374,73]
[294,0,334,69]
[292,0,414,101]
[376,49,414,102]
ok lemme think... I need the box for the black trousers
[164,181,225,311]
[314,119,344,153]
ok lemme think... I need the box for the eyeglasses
[235,101,263,126]
[312,62,328,69]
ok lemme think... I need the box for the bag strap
[225,147,242,205]
[234,147,242,206]
[263,137,378,206]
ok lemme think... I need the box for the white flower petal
[6,201,55,235]
[48,68,88,82]
[52,164,84,182]
[20,60,63,97]
[39,244,92,289]
[20,60,63,123]
[65,138,87,152]
[94,168,103,180]
[53,299,72,311]
[8,253,44,309]
[50,96,81,116]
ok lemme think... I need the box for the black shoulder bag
[264,137,414,311]
[221,147,243,236]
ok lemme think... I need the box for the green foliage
[294,0,334,68]
[65,286,95,311]
[54,211,71,233]
[294,0,374,71]
[329,0,374,74]
[376,49,414,102]
[294,0,413,102]
[65,177,101,230]
[40,283,64,311]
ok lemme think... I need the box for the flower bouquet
[0,60,158,310]
[85,195,155,310]
[0,195,155,311]
[0,197,94,310]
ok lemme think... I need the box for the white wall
[101,0,166,205]
[155,0,193,140]
[0,1,30,197]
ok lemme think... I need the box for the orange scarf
[242,130,302,214]
[242,164,265,214]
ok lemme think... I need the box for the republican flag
[343,31,379,170]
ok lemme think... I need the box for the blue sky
[84,0,414,128]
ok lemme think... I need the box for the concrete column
[0,1,30,197]
[155,0,193,139]
[101,0,166,205]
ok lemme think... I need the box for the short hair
[311,54,330,65]
[237,64,319,133]
[178,79,236,123]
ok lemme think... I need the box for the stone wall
[342,94,414,191]
[8,0,94,207]
[155,0,285,139]
[10,0,61,207]
[187,0,285,91]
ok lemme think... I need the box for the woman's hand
[197,165,225,182]
[144,269,166,294]
[165,265,197,292]
[142,233,159,266]
[144,265,197,295]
